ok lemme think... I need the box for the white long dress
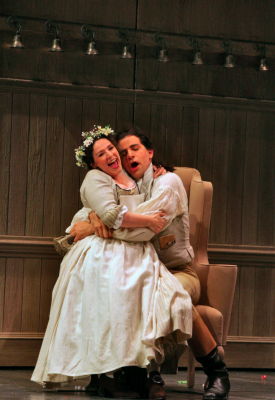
[31,169,192,384]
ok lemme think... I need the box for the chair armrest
[206,264,238,344]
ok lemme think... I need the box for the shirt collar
[137,163,154,199]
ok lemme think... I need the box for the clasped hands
[70,214,112,241]
[70,209,166,242]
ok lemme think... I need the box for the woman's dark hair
[116,127,174,172]
[82,134,117,170]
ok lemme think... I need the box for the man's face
[118,135,154,180]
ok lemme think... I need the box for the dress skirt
[31,235,192,384]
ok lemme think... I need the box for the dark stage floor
[0,369,274,400]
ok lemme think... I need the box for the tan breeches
[170,265,216,358]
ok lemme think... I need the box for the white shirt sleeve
[113,173,187,242]
[134,173,186,223]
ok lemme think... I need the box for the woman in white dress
[31,126,192,390]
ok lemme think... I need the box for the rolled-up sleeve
[80,170,128,229]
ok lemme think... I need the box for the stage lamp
[81,25,98,55]
[223,41,235,68]
[46,20,63,52]
[190,38,203,65]
[119,30,133,59]
[257,45,269,71]
[259,57,269,71]
[7,16,24,48]
[155,34,169,62]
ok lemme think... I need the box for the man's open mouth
[130,162,139,169]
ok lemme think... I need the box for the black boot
[114,367,147,398]
[197,347,230,400]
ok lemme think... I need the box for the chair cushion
[195,305,223,345]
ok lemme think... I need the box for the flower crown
[75,125,114,167]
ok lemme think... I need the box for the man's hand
[70,221,94,242]
[89,212,113,238]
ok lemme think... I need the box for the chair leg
[187,347,195,388]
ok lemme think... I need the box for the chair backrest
[173,167,201,199]
[174,167,213,265]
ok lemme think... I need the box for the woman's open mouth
[108,159,119,168]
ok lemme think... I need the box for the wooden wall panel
[228,265,275,338]
[1,0,137,27]
[60,97,83,231]
[271,268,275,336]
[210,109,229,243]
[257,114,275,246]
[3,258,24,332]
[21,259,41,332]
[82,98,100,129]
[226,266,240,336]
[7,93,30,236]
[241,112,261,245]
[137,0,275,42]
[100,101,118,128]
[42,96,65,236]
[0,258,6,331]
[0,92,12,235]
[116,101,134,132]
[25,94,48,236]
[134,95,274,247]
[181,106,199,167]
[165,104,184,166]
[197,108,215,180]
[253,267,273,337]
[150,104,168,160]
[39,258,60,332]
[225,110,246,245]
[238,267,255,336]
[1,85,274,246]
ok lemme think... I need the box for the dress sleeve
[80,169,127,228]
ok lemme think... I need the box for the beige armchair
[171,167,237,387]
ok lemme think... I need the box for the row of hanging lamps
[5,17,270,71]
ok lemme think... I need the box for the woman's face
[92,138,122,178]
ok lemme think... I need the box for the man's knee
[171,268,200,305]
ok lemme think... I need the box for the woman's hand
[153,165,167,178]
[147,211,167,233]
